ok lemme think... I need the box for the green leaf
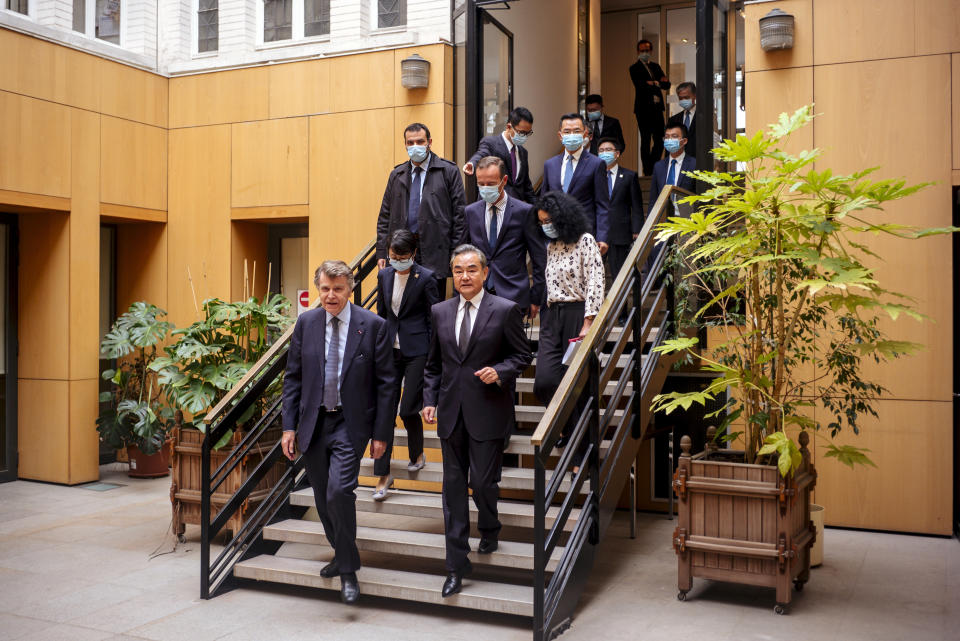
[759,432,803,477]
[822,444,877,469]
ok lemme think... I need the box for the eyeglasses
[452,267,483,278]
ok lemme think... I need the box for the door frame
[0,214,18,483]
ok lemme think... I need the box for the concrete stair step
[515,404,625,426]
[390,428,611,457]
[263,519,560,572]
[515,377,634,396]
[530,352,639,370]
[291,487,580,531]
[527,324,650,343]
[234,554,534,617]
[356,459,585,493]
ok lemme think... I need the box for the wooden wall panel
[443,44,454,106]
[392,44,447,108]
[330,50,395,113]
[743,67,813,156]
[168,125,232,328]
[17,379,69,484]
[68,378,100,484]
[600,10,640,173]
[268,60,331,119]
[812,0,915,66]
[169,66,270,129]
[915,0,960,56]
[954,54,960,170]
[100,59,168,128]
[813,55,953,401]
[0,29,100,112]
[744,0,813,72]
[0,91,71,198]
[814,399,953,535]
[231,117,309,207]
[100,116,168,210]
[116,223,167,313]
[230,222,270,303]
[393,103,447,166]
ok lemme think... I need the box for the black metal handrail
[200,240,379,599]
[530,185,692,641]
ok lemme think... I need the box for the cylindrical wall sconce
[400,53,430,89]
[759,8,795,51]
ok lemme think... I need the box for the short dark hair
[676,81,696,94]
[558,112,586,129]
[535,191,589,244]
[597,137,623,152]
[666,122,688,138]
[585,94,603,106]
[508,106,534,127]
[388,229,418,256]
[404,122,431,140]
[637,39,653,51]
[476,155,506,177]
[450,244,488,269]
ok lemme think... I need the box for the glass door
[0,216,17,483]
[479,11,513,139]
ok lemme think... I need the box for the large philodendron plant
[651,106,953,477]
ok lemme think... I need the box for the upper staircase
[198,186,691,640]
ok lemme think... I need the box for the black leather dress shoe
[340,572,359,604]
[319,561,340,578]
[477,538,499,554]
[555,435,570,449]
[441,572,462,597]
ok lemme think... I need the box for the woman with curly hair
[532,190,605,463]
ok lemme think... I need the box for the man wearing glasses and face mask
[629,39,671,176]
[648,122,696,216]
[463,107,537,204]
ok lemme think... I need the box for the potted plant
[652,106,950,612]
[97,302,176,478]
[150,295,293,537]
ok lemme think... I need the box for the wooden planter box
[170,425,286,539]
[672,429,817,614]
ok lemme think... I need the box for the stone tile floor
[1,463,957,641]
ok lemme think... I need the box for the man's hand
[528,304,539,320]
[423,406,437,424]
[370,439,387,459]
[598,241,609,256]
[281,431,297,461]
[632,233,638,240]
[579,317,594,339]
[378,258,387,270]
[475,367,500,384]
[463,162,475,175]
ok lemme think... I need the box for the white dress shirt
[391,271,409,348]
[501,131,521,180]
[455,288,485,342]
[606,163,620,192]
[665,151,686,185]
[485,192,508,241]
[324,302,351,403]
[681,106,696,130]
[560,144,586,187]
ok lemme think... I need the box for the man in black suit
[463,107,537,204]
[585,94,626,156]
[596,138,644,282]
[667,82,697,156]
[629,39,671,176]
[648,122,697,214]
[376,122,467,284]
[423,244,532,597]
[281,260,396,604]
[466,156,546,318]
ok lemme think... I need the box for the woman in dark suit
[373,230,441,500]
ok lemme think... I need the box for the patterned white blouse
[545,233,605,317]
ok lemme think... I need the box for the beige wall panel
[0,30,100,112]
[954,54,960,170]
[232,117,309,207]
[100,116,167,210]
[393,103,447,165]
[392,44,447,108]
[100,60,168,128]
[813,56,952,400]
[330,50,395,113]
[17,379,70,483]
[18,212,70,380]
[169,66,269,128]
[743,67,813,156]
[744,0,812,72]
[69,108,101,381]
[168,125,232,328]
[230,222,270,302]
[812,0,915,66]
[268,59,331,119]
[815,399,952,535]
[116,223,167,313]
[309,110,394,271]
[68,378,100,484]
[0,91,71,198]
[915,0,960,56]
[443,44,454,106]
[601,10,640,172]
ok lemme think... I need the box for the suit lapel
[498,198,516,246]
[339,305,364,380]
[471,205,494,257]
[569,153,590,190]
[397,265,421,315]
[382,268,395,315]
[463,294,494,359]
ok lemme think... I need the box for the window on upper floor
[4,0,28,14]
[198,0,218,52]
[377,0,405,28]
[262,0,329,44]
[72,0,121,45]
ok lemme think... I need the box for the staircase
[198,186,688,641]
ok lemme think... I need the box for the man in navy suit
[423,245,532,597]
[540,112,610,255]
[648,122,697,214]
[666,82,697,158]
[586,94,626,156]
[463,107,537,204]
[466,156,546,318]
[630,39,671,176]
[597,137,644,281]
[281,260,396,605]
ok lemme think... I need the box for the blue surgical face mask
[561,133,584,152]
[541,223,559,239]
[679,98,694,111]
[406,144,428,163]
[478,185,501,204]
[638,52,651,62]
[390,257,414,272]
[512,131,529,146]
[586,110,602,122]
[663,138,682,154]
[598,151,616,166]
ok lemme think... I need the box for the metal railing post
[533,446,546,641]
[588,352,601,545]
[200,431,211,599]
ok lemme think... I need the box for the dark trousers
[607,243,632,284]
[301,411,362,574]
[374,350,427,476]
[440,411,504,572]
[635,111,665,176]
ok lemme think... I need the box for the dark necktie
[683,110,691,130]
[323,317,340,409]
[666,159,677,186]
[608,170,615,197]
[562,155,574,192]
[488,204,498,251]
[509,145,518,181]
[408,167,422,234]
[458,300,472,352]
